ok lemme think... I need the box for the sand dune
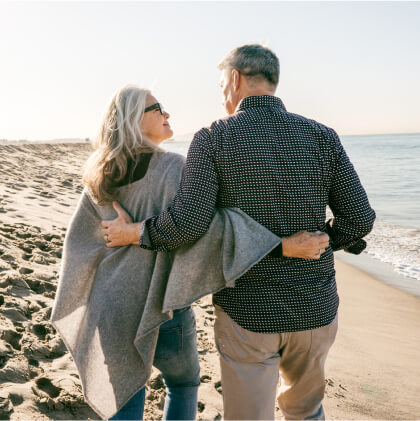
[1,143,419,420]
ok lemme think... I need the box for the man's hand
[282,231,330,259]
[101,202,142,247]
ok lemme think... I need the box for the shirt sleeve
[327,129,376,251]
[140,128,219,251]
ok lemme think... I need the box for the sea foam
[364,220,420,282]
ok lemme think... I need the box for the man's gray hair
[218,44,280,86]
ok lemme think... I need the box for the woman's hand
[282,231,330,259]
[101,202,142,247]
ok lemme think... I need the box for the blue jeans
[110,307,200,420]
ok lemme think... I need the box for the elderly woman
[51,85,328,421]
[52,86,201,420]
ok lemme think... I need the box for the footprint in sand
[1,231,17,242]
[0,226,15,234]
[0,253,15,263]
[31,253,56,265]
[0,393,13,417]
[19,267,34,275]
[2,308,29,324]
[40,191,56,199]
[28,358,39,367]
[31,240,51,252]
[25,278,55,295]
[214,381,222,394]
[1,329,22,351]
[8,185,24,192]
[15,231,32,240]
[22,339,52,361]
[9,393,24,406]
[17,243,35,254]
[0,336,13,369]
[42,234,61,242]
[51,249,62,258]
[31,323,49,340]
[35,377,62,398]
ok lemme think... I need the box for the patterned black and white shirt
[140,95,375,333]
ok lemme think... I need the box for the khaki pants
[214,305,338,420]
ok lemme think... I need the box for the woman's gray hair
[83,85,160,204]
[218,44,280,86]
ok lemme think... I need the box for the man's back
[216,96,335,239]
[141,95,375,333]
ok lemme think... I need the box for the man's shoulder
[207,108,338,139]
[189,117,232,149]
[281,110,339,141]
[192,107,340,147]
[193,116,232,138]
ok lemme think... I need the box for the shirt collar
[236,95,286,112]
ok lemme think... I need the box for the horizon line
[1,131,420,144]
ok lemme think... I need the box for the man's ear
[232,69,240,92]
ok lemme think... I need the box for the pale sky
[0,1,419,141]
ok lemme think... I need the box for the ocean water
[163,132,420,287]
[340,133,420,284]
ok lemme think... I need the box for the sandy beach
[1,143,419,420]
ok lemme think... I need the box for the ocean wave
[364,220,420,281]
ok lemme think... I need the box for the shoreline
[336,251,420,299]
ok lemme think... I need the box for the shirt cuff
[139,220,154,250]
[343,239,367,255]
[325,219,367,254]
[268,238,283,257]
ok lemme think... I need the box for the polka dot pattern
[141,95,375,333]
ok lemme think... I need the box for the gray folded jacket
[50,152,281,419]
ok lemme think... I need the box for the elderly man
[103,44,375,420]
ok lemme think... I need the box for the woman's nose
[164,111,170,119]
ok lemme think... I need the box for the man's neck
[239,89,275,102]
[234,89,276,112]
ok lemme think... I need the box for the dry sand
[0,143,419,420]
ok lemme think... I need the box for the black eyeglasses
[144,102,165,115]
